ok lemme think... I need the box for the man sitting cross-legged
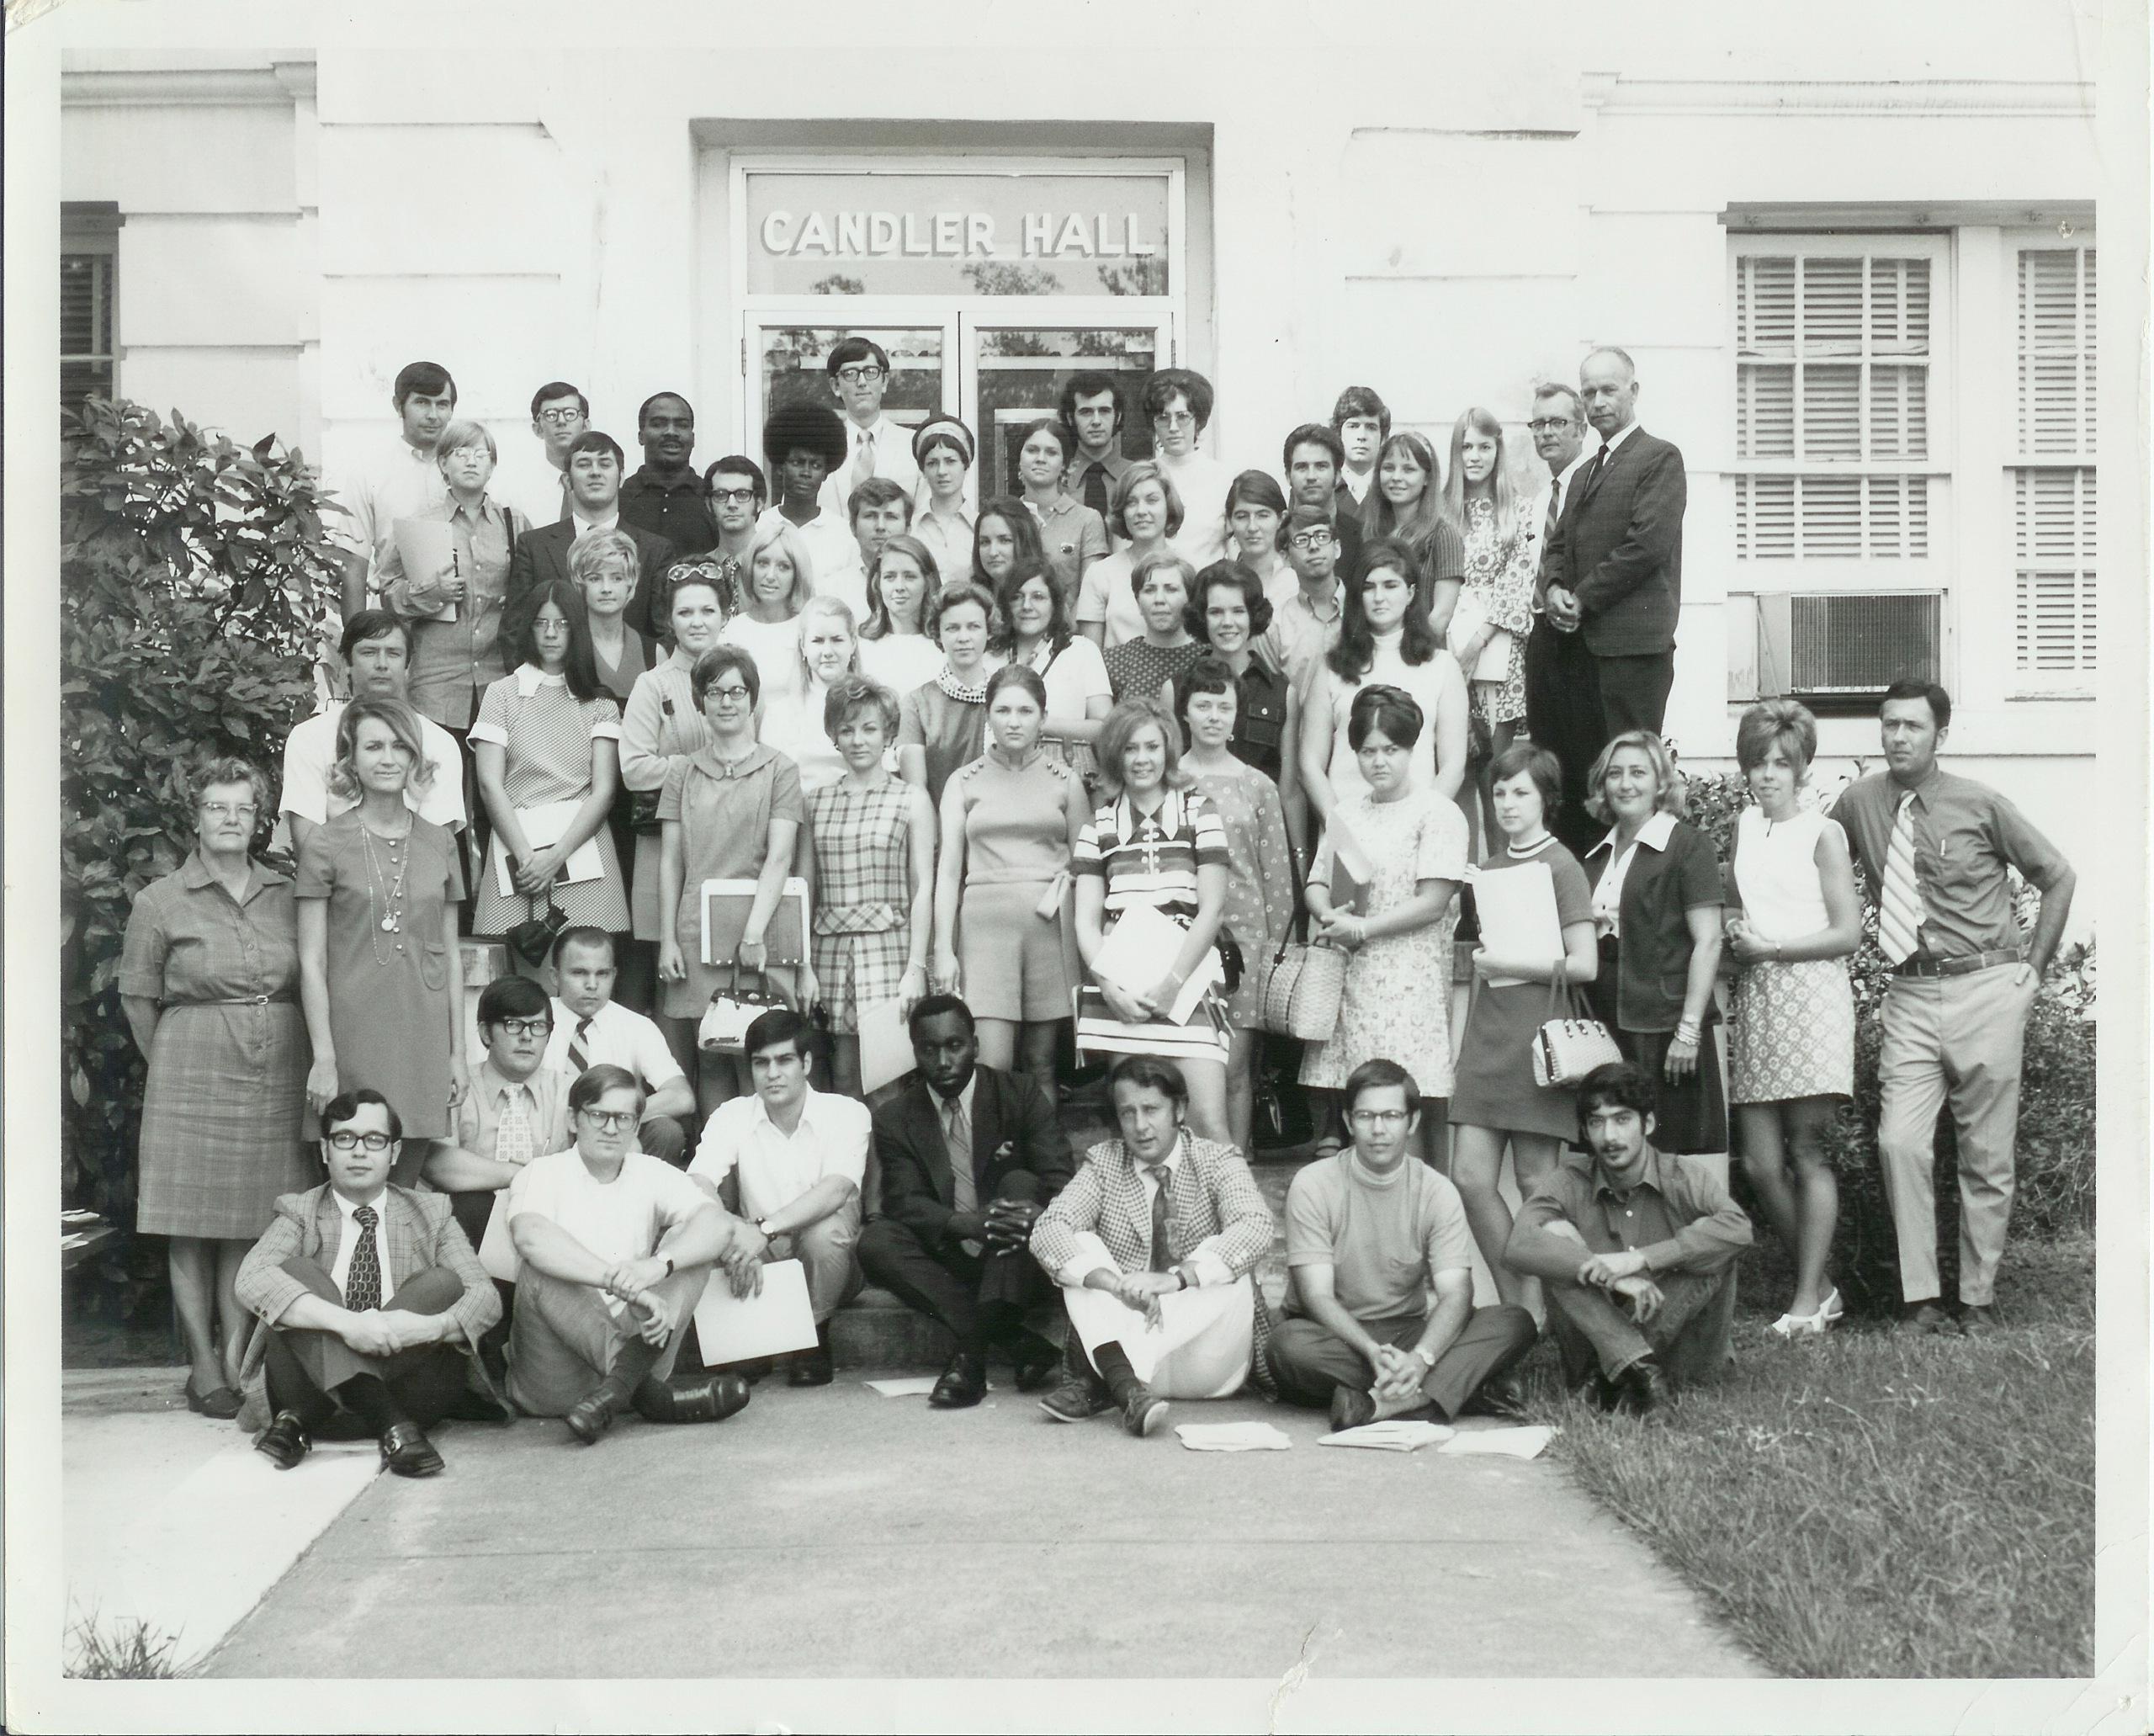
[1504,1060,1752,1416]
[239,1089,504,1479]
[687,1008,867,1388]
[1268,1059,1537,1431]
[505,1064,749,1442]
[1029,1055,1276,1438]
[857,994,1071,1410]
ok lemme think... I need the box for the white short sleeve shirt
[689,1087,871,1222]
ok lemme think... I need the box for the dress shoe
[186,1374,243,1420]
[1121,1381,1168,1438]
[1615,1356,1669,1418]
[930,1351,988,1410]
[1008,1332,1062,1394]
[379,1420,445,1478]
[1329,1383,1377,1431]
[1037,1369,1112,1423]
[787,1342,836,1387]
[1960,1303,2001,1337]
[439,1387,514,1424]
[634,1372,751,1424]
[1902,1299,1960,1335]
[253,1409,312,1471]
[1462,1372,1531,1423]
[565,1385,623,1444]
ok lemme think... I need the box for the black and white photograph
[5,1,2146,1730]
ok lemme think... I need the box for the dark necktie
[1082,461,1112,522]
[569,1015,592,1075]
[1141,1163,1172,1272]
[345,1203,383,1312]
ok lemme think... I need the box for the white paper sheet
[1174,1421,1293,1452]
[1317,1419,1456,1452]
[1437,1425,1556,1460]
[695,1257,820,1365]
[862,1377,942,1397]
[1469,857,1563,989]
[391,517,459,620]
[855,995,915,1095]
[1445,587,1512,682]
[491,799,607,897]
[1090,903,1222,1024]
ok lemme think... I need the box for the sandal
[1819,1287,1845,1323]
[1768,1309,1828,1340]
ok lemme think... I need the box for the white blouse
[1732,805,1840,942]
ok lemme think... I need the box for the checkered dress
[1032,1134,1279,1394]
[807,778,916,1033]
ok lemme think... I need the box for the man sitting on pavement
[1269,1059,1538,1431]
[687,1009,867,1387]
[504,1065,748,1442]
[857,994,1070,1410]
[1504,1060,1752,1416]
[543,926,696,1164]
[1030,1055,1276,1438]
[239,1089,503,1479]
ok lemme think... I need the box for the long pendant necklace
[360,815,412,964]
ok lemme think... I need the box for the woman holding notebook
[1449,742,1600,1307]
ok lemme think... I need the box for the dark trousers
[1546,1266,1738,1386]
[857,1174,1053,1351]
[263,1257,471,1432]
[1522,618,1605,855]
[1594,651,1675,740]
[1267,1304,1536,1421]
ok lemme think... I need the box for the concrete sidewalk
[198,1371,1759,1680]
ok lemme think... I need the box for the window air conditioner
[1738,592,1944,704]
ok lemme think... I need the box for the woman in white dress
[760,595,860,795]
[1075,463,1183,651]
[721,516,814,724]
[993,555,1112,781]
[857,534,947,698]
[1727,699,1862,1337]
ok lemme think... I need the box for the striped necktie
[344,1204,383,1312]
[943,1095,981,1256]
[569,1016,593,1075]
[1878,790,1926,966]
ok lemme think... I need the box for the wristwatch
[756,1218,777,1239]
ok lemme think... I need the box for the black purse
[628,789,665,834]
[505,878,568,970]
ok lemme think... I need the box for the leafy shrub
[62,398,339,1326]
[1679,766,2096,1316]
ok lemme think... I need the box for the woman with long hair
[969,495,1045,598]
[1075,462,1184,650]
[856,534,946,698]
[1014,417,1109,602]
[760,595,862,794]
[1361,430,1465,634]
[993,555,1112,778]
[722,515,816,719]
[1297,538,1469,830]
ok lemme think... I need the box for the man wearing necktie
[1031,1056,1276,1436]
[1828,682,2075,1335]
[859,995,1072,1410]
[237,1089,506,1478]
[1520,382,1601,853]
[1059,371,1134,539]
[814,336,920,525]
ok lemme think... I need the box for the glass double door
[746,300,1174,495]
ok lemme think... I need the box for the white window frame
[2003,228,2097,698]
[1727,233,1953,586]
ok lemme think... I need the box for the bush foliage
[62,398,339,1323]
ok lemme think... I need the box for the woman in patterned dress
[1191,559,1305,859]
[798,674,936,1097]
[1072,698,1236,1145]
[932,665,1089,1080]
[1300,686,1469,1167]
[1102,550,1205,710]
[897,582,1000,810]
[618,561,728,1027]
[1726,700,1861,1337]
[1176,656,1297,1158]
[295,697,468,1164]
[120,756,313,1417]
[857,535,946,698]
[470,579,631,945]
[1439,407,1539,848]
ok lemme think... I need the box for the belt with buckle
[1895,948,2024,979]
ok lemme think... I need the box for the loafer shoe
[253,1409,312,1471]
[1037,1372,1112,1423]
[565,1387,622,1445]
[786,1344,836,1388]
[930,1351,987,1410]
[1902,1299,1960,1335]
[634,1372,751,1424]
[1329,1383,1377,1431]
[1616,1356,1669,1419]
[379,1421,444,1478]
[1960,1303,2001,1337]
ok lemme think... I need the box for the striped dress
[1072,785,1234,1066]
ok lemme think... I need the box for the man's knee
[638,1116,687,1167]
[279,1256,342,1303]
[385,1265,464,1316]
[857,1215,925,1279]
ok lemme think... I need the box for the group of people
[113,342,2077,1477]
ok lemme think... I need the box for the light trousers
[1059,1233,1253,1399]
[767,1192,864,1325]
[507,1264,710,1416]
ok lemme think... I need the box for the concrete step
[827,1286,956,1369]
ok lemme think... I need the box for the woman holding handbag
[1177,656,1297,1158]
[1451,743,1601,1307]
[1580,729,1727,1159]
[1299,686,1468,1167]
[470,579,631,949]
[656,645,807,1112]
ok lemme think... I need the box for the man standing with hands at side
[507,432,676,639]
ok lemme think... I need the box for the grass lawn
[1522,1233,2095,1679]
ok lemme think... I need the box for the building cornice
[1595,78,2093,118]
[62,63,313,108]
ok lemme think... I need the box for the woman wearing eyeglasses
[120,756,315,1419]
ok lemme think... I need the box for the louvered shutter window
[61,249,116,413]
[2012,246,2096,686]
[1732,245,1939,562]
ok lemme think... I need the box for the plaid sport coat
[1032,1134,1277,1393]
[236,1182,501,1375]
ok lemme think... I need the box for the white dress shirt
[689,1086,872,1222]
[327,1186,397,1298]
[279,702,469,831]
[334,438,450,584]
[816,415,921,522]
[544,997,689,1092]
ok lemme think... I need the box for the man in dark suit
[857,994,1072,1409]
[507,430,676,637]
[1541,346,1687,748]
[236,1089,506,1479]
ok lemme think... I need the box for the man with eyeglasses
[507,431,676,638]
[1267,1059,1536,1431]
[1261,505,1348,688]
[700,454,768,569]
[499,381,589,529]
[1520,382,1604,852]
[817,337,920,523]
[424,975,572,1250]
[619,392,719,558]
[503,1064,751,1441]
[1282,422,1365,584]
[240,1087,506,1478]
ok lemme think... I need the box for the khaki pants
[1876,964,2038,1307]
[507,1265,710,1416]
[767,1192,863,1325]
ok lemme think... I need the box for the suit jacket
[507,518,676,639]
[873,1065,1071,1251]
[236,1181,501,1368]
[1541,427,1686,658]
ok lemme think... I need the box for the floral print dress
[1459,495,1536,725]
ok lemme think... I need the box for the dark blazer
[507,518,676,639]
[1541,427,1686,658]
[1581,816,1723,1033]
[873,1064,1072,1252]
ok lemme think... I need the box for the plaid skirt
[809,921,911,1035]
[136,1001,314,1239]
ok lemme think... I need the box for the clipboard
[695,1257,820,1366]
[492,800,607,897]
[392,517,459,621]
[700,877,810,966]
